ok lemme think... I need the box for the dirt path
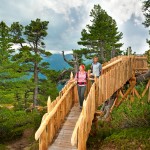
[6,129,36,150]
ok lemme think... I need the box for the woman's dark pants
[77,85,86,107]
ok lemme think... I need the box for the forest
[0,1,150,150]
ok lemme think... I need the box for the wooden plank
[134,88,141,99]
[98,76,102,106]
[103,73,106,101]
[49,145,77,150]
[101,74,104,102]
[39,114,48,150]
[49,104,80,150]
[148,86,150,103]
[102,58,122,70]
[142,80,150,97]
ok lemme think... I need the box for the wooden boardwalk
[48,103,81,150]
[35,55,148,150]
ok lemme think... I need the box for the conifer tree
[78,4,123,63]
[10,19,56,107]
[143,0,150,46]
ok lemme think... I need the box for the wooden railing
[134,56,148,73]
[35,81,76,149]
[35,72,92,149]
[71,55,148,149]
[35,55,148,150]
[71,82,96,149]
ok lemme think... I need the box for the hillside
[43,53,92,71]
[44,54,72,71]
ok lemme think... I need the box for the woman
[71,64,88,109]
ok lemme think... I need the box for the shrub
[0,108,44,143]
[111,94,150,128]
[101,127,150,150]
[87,85,150,149]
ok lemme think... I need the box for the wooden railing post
[148,84,150,103]
[70,72,73,80]
[87,70,91,93]
[47,96,52,113]
[39,113,48,150]
[46,96,52,145]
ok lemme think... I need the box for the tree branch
[58,79,70,84]
[136,70,150,83]
[57,68,74,81]
[62,51,75,66]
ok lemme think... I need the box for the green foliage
[0,108,44,143]
[88,85,150,149]
[78,4,123,63]
[0,144,7,150]
[10,19,52,107]
[0,19,59,108]
[0,21,28,106]
[101,128,150,150]
[142,0,150,45]
[38,79,58,105]
[145,50,150,65]
[111,95,150,128]
[123,47,136,55]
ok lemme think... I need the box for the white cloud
[0,0,149,53]
[98,0,145,25]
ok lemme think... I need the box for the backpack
[76,72,88,80]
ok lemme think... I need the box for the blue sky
[0,0,149,54]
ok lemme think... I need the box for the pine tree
[143,0,150,46]
[0,20,58,108]
[24,19,51,107]
[78,4,123,63]
[10,19,57,107]
[0,21,26,102]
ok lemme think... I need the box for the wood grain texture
[48,104,80,150]
[35,55,148,150]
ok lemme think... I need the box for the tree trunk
[136,70,150,83]
[62,51,79,74]
[24,91,28,108]
[99,41,106,63]
[74,61,79,74]
[111,47,116,58]
[33,61,38,107]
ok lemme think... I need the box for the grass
[0,144,7,150]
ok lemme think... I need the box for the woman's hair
[93,56,98,59]
[80,64,85,70]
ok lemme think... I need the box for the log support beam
[116,76,136,107]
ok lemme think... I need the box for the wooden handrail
[71,83,96,148]
[35,55,148,150]
[71,55,148,149]
[135,56,147,59]
[102,58,122,70]
[35,81,76,140]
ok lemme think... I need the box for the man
[90,56,102,81]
